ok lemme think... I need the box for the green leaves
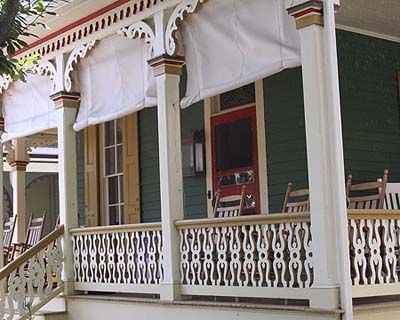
[0,0,62,81]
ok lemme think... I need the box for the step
[34,311,68,320]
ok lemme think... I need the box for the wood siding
[338,30,400,185]
[264,68,308,213]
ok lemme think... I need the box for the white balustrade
[71,223,163,294]
[175,214,314,300]
[349,210,400,298]
[0,227,64,320]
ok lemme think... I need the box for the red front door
[211,106,259,215]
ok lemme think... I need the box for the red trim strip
[16,0,129,56]
[292,7,323,19]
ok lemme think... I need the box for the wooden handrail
[175,213,311,229]
[348,209,400,220]
[0,225,64,281]
[70,222,162,235]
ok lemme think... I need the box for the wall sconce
[182,129,205,177]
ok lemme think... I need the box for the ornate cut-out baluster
[229,226,242,286]
[98,234,107,283]
[367,219,383,284]
[180,229,189,284]
[202,227,214,285]
[350,219,367,285]
[382,219,398,283]
[303,222,313,287]
[242,225,256,286]
[81,235,90,281]
[127,232,135,284]
[288,223,302,287]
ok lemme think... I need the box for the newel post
[149,55,185,301]
[287,0,353,319]
[51,91,80,295]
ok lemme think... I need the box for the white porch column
[287,1,353,319]
[51,91,80,295]
[149,55,185,301]
[10,137,28,243]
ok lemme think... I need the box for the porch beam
[51,90,80,296]
[287,0,352,319]
[149,54,185,301]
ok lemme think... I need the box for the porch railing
[69,209,400,302]
[348,209,400,298]
[0,226,64,320]
[71,223,163,294]
[175,213,314,300]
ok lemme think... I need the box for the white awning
[2,74,57,141]
[73,34,156,131]
[180,0,301,108]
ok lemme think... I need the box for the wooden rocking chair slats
[213,186,246,218]
[346,169,388,209]
[384,183,400,210]
[11,211,46,258]
[3,216,17,264]
[282,182,310,213]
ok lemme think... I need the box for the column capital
[148,55,185,77]
[50,91,80,109]
[286,0,340,30]
[0,116,5,132]
[10,160,28,172]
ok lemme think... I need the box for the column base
[160,282,181,301]
[63,280,77,296]
[309,285,340,310]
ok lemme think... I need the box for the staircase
[0,226,65,320]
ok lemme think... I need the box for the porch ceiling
[336,0,400,40]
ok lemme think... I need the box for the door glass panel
[214,117,253,172]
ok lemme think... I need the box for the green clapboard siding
[76,130,85,226]
[337,30,400,184]
[139,67,207,223]
[264,30,400,213]
[264,68,308,213]
[139,107,161,223]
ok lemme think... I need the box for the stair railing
[0,226,64,320]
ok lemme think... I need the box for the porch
[0,0,400,319]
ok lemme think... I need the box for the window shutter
[122,113,141,224]
[84,125,99,227]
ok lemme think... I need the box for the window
[104,119,124,225]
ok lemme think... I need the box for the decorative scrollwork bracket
[118,21,156,58]
[165,0,206,56]
[64,40,97,92]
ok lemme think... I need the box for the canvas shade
[2,74,57,141]
[180,0,301,108]
[73,34,156,131]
